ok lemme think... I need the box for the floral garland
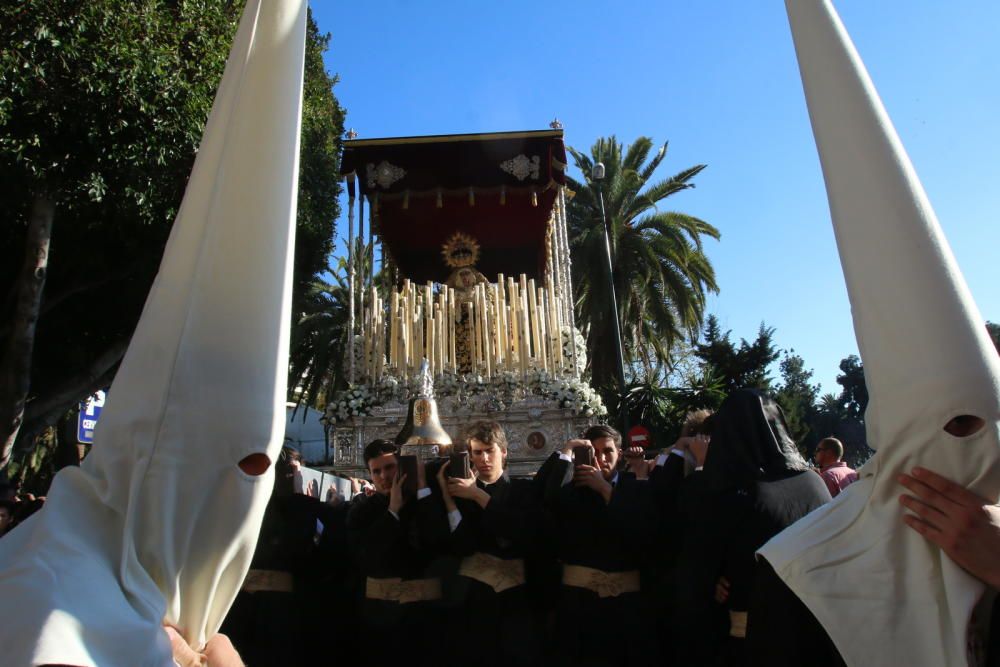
[561,326,588,376]
[325,326,603,424]
[536,373,607,418]
[323,384,376,424]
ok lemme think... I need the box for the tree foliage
[287,238,376,409]
[693,315,779,394]
[987,321,1000,355]
[565,136,719,388]
[806,354,871,467]
[0,1,344,471]
[773,351,820,444]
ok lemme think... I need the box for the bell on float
[395,359,452,451]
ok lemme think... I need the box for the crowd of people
[204,388,873,667]
[5,388,1000,667]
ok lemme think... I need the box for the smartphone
[572,445,594,467]
[397,455,419,497]
[448,451,472,479]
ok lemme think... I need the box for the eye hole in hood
[238,453,271,476]
[944,415,985,438]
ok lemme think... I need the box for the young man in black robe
[542,424,659,667]
[435,420,547,667]
[346,439,449,663]
[221,448,329,666]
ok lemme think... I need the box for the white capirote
[760,2,1000,666]
[0,0,307,665]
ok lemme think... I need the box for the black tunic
[542,453,660,667]
[346,490,449,662]
[446,474,547,667]
[670,470,831,667]
[221,493,325,667]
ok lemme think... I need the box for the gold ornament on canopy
[442,231,481,268]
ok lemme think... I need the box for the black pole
[594,181,630,441]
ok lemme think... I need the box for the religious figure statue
[441,232,489,373]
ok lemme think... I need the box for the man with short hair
[346,439,448,663]
[813,437,858,497]
[543,424,659,666]
[436,420,546,666]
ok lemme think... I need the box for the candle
[466,302,475,373]
[390,291,399,371]
[519,283,530,378]
[538,287,549,373]
[448,290,457,372]
[508,279,520,369]
[528,278,540,367]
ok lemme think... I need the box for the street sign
[627,424,652,448]
[77,390,106,444]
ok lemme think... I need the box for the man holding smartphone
[542,424,659,667]
[346,439,449,664]
[435,420,547,667]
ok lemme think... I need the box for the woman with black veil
[668,389,831,666]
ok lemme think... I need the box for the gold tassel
[530,188,538,207]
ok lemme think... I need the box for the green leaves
[566,135,720,398]
[1,2,345,453]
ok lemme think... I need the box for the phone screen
[397,455,418,497]
[572,445,594,467]
[449,452,472,479]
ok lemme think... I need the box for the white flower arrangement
[340,334,373,383]
[325,350,605,424]
[323,384,377,424]
[561,326,588,376]
[434,368,462,397]
[373,373,404,403]
[537,374,607,418]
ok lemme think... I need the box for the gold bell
[395,359,452,451]
[396,395,452,448]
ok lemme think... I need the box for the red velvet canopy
[340,130,567,284]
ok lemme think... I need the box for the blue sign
[77,390,106,444]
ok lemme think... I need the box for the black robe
[346,490,449,662]
[670,470,831,667]
[445,473,547,667]
[542,453,660,667]
[221,493,325,667]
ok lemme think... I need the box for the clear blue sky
[309,1,999,395]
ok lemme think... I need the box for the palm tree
[287,238,375,409]
[566,136,720,390]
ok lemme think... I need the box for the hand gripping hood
[0,1,307,664]
[760,2,1000,666]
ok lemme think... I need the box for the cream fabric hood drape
[760,2,1000,666]
[0,1,306,665]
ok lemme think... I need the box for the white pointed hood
[0,0,307,664]
[759,2,1000,666]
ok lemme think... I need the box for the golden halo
[441,231,481,269]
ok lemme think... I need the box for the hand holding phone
[449,451,472,479]
[397,455,419,498]
[572,444,595,468]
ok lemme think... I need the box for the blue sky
[310,1,999,395]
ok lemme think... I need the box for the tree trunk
[13,337,128,455]
[0,196,54,470]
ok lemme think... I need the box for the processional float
[325,128,604,471]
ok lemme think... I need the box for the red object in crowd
[627,425,652,449]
